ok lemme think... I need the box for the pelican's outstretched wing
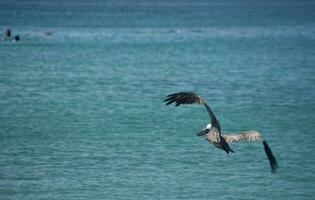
[164,92,204,106]
[164,92,221,132]
[223,131,278,173]
[222,131,262,143]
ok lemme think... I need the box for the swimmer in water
[13,35,20,42]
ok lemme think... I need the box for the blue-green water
[1,0,315,199]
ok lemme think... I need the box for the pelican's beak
[196,129,209,136]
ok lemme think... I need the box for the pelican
[164,92,278,173]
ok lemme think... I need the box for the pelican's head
[196,123,211,136]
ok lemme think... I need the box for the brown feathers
[164,92,204,106]
[223,131,263,143]
[223,131,278,173]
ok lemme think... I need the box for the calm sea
[1,0,315,199]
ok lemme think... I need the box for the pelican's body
[203,125,235,154]
[164,92,278,173]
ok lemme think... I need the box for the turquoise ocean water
[1,0,315,199]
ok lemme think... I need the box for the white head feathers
[206,124,212,129]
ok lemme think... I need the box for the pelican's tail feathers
[220,136,235,154]
[262,140,278,173]
[224,148,235,154]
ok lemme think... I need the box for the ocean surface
[1,0,315,199]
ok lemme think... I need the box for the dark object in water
[45,31,54,36]
[13,35,20,42]
[6,29,11,37]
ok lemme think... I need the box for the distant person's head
[6,29,11,37]
[13,35,20,42]
[45,31,54,36]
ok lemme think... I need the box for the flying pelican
[164,92,278,173]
